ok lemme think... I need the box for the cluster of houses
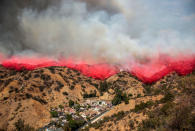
[79,100,112,120]
[39,100,112,131]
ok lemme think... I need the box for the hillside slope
[86,72,195,131]
[0,66,194,131]
[0,66,101,130]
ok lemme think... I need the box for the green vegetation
[160,92,174,103]
[59,105,64,109]
[83,90,97,98]
[129,120,135,129]
[63,114,85,130]
[159,102,173,116]
[138,100,194,131]
[70,85,75,90]
[112,89,129,105]
[69,100,75,107]
[50,111,58,117]
[143,84,152,95]
[54,81,64,92]
[138,73,195,131]
[89,111,127,129]
[137,93,141,98]
[62,91,68,96]
[132,101,154,113]
[99,80,109,95]
[68,119,85,130]
[66,114,72,121]
[15,119,35,131]
[128,93,133,97]
[81,85,86,88]
[74,104,80,112]
[32,96,47,104]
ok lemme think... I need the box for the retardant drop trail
[1,54,195,83]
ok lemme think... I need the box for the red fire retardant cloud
[1,54,195,83]
[130,54,195,83]
[1,56,119,80]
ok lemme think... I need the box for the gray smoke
[0,0,195,63]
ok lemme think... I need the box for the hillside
[0,65,194,131]
[0,65,101,130]
[86,72,195,131]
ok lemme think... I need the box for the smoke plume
[0,0,195,83]
[0,0,194,60]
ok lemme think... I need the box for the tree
[160,92,174,103]
[59,105,64,109]
[74,104,80,112]
[112,89,129,105]
[99,80,108,95]
[70,86,75,90]
[69,100,75,107]
[66,114,72,121]
[123,93,129,104]
[112,95,122,105]
[68,119,85,130]
[50,111,58,117]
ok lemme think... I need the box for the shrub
[25,93,32,99]
[160,92,174,103]
[4,79,12,87]
[128,93,133,97]
[55,81,64,92]
[137,94,141,98]
[66,114,72,121]
[81,85,86,88]
[112,95,122,105]
[129,120,134,129]
[48,67,55,74]
[74,104,80,112]
[32,96,47,104]
[123,93,129,104]
[153,88,161,95]
[15,119,35,131]
[9,86,14,93]
[62,91,68,96]
[40,74,51,81]
[108,111,126,121]
[169,105,192,130]
[112,89,129,105]
[69,100,75,107]
[133,101,154,112]
[34,74,40,78]
[99,80,108,94]
[90,83,99,89]
[50,111,58,117]
[3,97,8,100]
[59,105,64,109]
[68,119,85,130]
[159,102,173,116]
[70,85,75,90]
[141,118,160,129]
[37,86,45,92]
[143,85,152,95]
[83,90,97,98]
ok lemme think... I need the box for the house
[80,112,86,118]
[80,107,85,111]
[59,115,65,119]
[51,118,58,122]
[64,106,76,114]
[62,119,67,123]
